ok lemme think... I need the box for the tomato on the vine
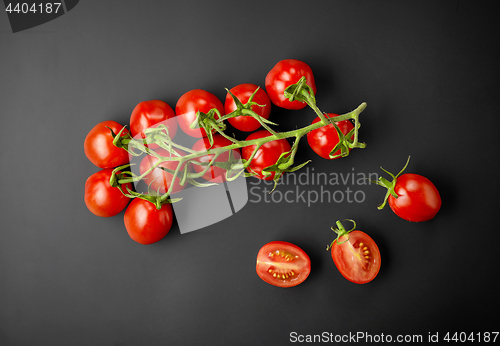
[84,120,130,168]
[224,83,271,132]
[130,100,178,147]
[84,169,132,217]
[376,157,441,222]
[327,220,381,284]
[242,130,291,180]
[124,198,173,245]
[175,89,224,138]
[307,114,354,160]
[191,134,241,183]
[256,241,311,288]
[139,148,188,195]
[265,59,316,110]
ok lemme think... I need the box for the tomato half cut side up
[327,220,381,284]
[256,241,311,288]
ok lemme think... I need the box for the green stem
[116,103,367,185]
[326,219,356,250]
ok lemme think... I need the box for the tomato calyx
[284,76,316,106]
[107,125,130,152]
[109,164,182,209]
[190,108,227,147]
[326,219,357,250]
[221,87,278,133]
[259,140,310,191]
[374,156,411,210]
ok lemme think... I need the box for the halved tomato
[256,241,311,288]
[328,220,381,284]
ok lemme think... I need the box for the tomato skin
[191,134,241,183]
[388,173,441,222]
[224,83,271,132]
[331,231,381,284]
[84,169,132,217]
[84,120,130,168]
[256,241,311,288]
[139,149,188,195]
[307,114,355,160]
[175,89,224,138]
[124,198,173,245]
[241,130,291,180]
[130,100,178,147]
[265,59,316,110]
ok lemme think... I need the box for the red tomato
[130,100,178,148]
[124,198,173,245]
[84,169,132,217]
[241,130,291,180]
[139,148,188,195]
[175,89,224,138]
[224,83,271,132]
[388,173,441,222]
[265,59,316,110]
[191,134,241,183]
[256,241,311,288]
[330,230,381,284]
[307,114,355,159]
[84,120,130,168]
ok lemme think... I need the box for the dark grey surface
[1,1,499,345]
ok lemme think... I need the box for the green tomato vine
[109,77,367,209]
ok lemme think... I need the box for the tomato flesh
[331,231,380,284]
[256,241,311,288]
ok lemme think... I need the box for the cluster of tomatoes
[83,59,335,244]
[83,58,442,286]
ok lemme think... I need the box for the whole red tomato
[307,114,354,159]
[265,59,316,110]
[256,241,311,288]
[328,221,381,284]
[84,120,130,168]
[84,169,132,217]
[124,198,173,245]
[130,100,178,147]
[139,148,188,195]
[191,134,241,183]
[388,173,441,222]
[377,158,442,222]
[175,89,224,138]
[242,130,291,180]
[224,83,271,132]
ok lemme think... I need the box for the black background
[1,1,499,345]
